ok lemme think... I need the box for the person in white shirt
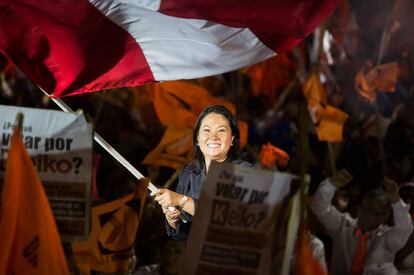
[311,170,413,275]
[395,182,414,271]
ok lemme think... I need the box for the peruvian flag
[0,0,339,97]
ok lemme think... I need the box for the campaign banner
[182,161,295,275]
[0,104,93,241]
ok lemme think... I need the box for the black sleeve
[165,213,193,241]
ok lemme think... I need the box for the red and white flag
[0,0,339,97]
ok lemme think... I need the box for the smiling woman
[197,112,234,168]
[152,105,250,240]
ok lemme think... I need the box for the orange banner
[0,127,69,275]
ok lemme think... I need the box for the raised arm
[382,178,414,251]
[310,169,353,236]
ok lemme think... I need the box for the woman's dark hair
[192,105,241,169]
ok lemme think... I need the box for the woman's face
[197,113,234,163]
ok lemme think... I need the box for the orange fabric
[98,205,139,251]
[351,228,368,275]
[148,80,247,157]
[315,105,349,142]
[152,80,235,127]
[239,120,248,148]
[71,183,147,274]
[303,71,327,108]
[369,62,398,92]
[0,128,69,275]
[355,62,398,102]
[149,80,248,154]
[130,85,155,107]
[355,70,376,102]
[143,125,194,170]
[294,227,327,275]
[303,72,348,141]
[243,54,297,102]
[259,143,290,168]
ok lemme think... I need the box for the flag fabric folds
[71,183,148,274]
[259,142,290,169]
[144,80,249,169]
[294,227,327,275]
[149,80,248,147]
[151,81,235,128]
[0,0,339,97]
[0,126,69,274]
[303,71,348,142]
[143,125,194,170]
[354,62,399,102]
[243,54,297,102]
[315,105,349,142]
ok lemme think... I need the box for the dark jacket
[166,159,251,240]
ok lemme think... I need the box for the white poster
[183,161,295,275]
[0,104,93,241]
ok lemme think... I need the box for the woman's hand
[152,189,185,228]
[152,188,195,220]
[162,205,180,228]
[152,188,182,209]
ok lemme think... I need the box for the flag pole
[39,87,188,222]
[14,112,24,135]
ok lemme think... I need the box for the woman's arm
[153,188,196,216]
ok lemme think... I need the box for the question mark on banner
[255,211,265,229]
[72,157,83,174]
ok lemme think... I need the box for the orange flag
[243,53,297,102]
[294,227,327,275]
[259,143,290,169]
[303,71,348,142]
[238,121,249,149]
[355,62,398,102]
[71,183,148,274]
[315,105,349,142]
[355,70,376,102]
[303,71,327,109]
[143,125,194,170]
[149,80,248,148]
[0,126,69,274]
[151,80,235,127]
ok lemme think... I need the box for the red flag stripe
[158,0,341,52]
[0,0,339,97]
[0,0,154,97]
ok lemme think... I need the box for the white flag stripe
[89,0,276,81]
